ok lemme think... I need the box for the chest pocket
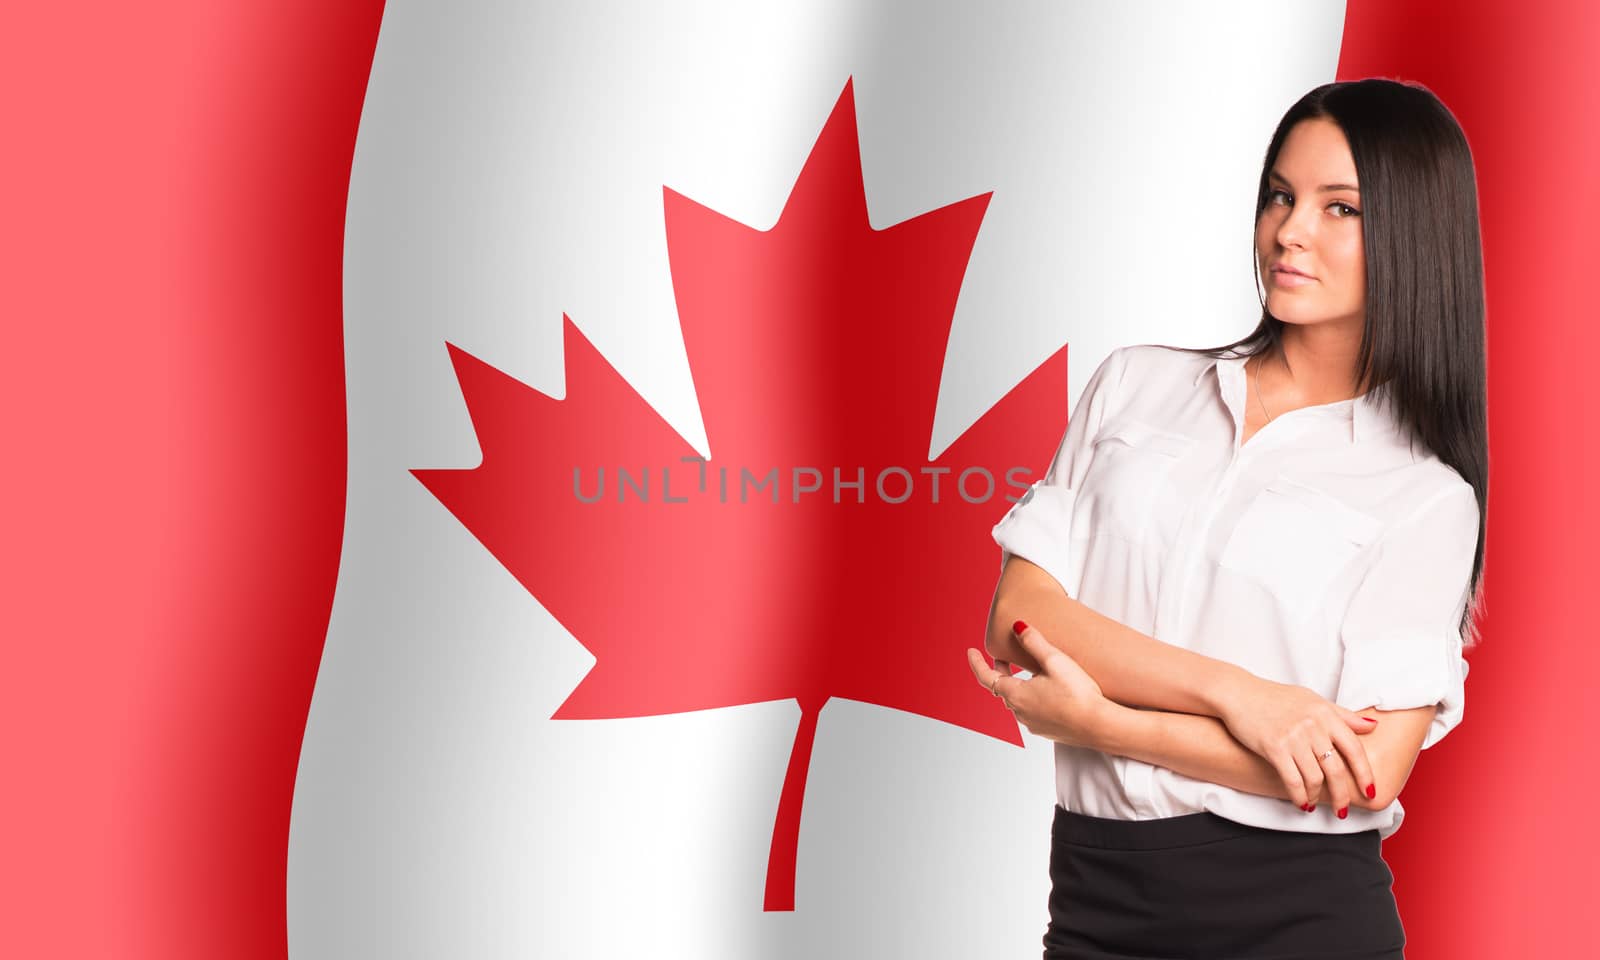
[1218,476,1383,625]
[1078,417,1195,544]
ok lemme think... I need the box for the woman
[967,78,1488,959]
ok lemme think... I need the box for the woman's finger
[1014,622,1071,678]
[1328,723,1378,804]
[1290,743,1325,811]
[992,668,1024,705]
[1341,708,1381,733]
[1011,623,1050,675]
[966,647,1000,693]
[1314,743,1354,818]
[968,648,1026,705]
[1270,751,1310,810]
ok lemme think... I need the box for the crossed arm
[985,556,1435,812]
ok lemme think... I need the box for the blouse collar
[1191,352,1393,445]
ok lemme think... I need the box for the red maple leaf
[412,77,1068,911]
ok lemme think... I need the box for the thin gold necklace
[1252,352,1274,423]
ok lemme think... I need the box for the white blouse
[991,343,1478,839]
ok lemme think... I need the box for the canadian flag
[4,2,1595,959]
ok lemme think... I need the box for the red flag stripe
[1337,2,1600,957]
[1,3,382,957]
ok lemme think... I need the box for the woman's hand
[966,620,1115,749]
[1216,676,1381,815]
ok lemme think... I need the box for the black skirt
[1045,805,1406,960]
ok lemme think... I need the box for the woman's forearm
[1090,701,1383,812]
[988,565,1255,719]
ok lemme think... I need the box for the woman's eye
[1268,190,1359,218]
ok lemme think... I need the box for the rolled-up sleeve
[1334,482,1479,750]
[990,347,1123,596]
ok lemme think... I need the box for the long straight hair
[1170,79,1489,648]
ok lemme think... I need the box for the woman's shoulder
[1068,344,1218,440]
[1093,343,1219,403]
[1112,342,1224,378]
[1390,459,1477,526]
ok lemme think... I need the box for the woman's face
[1255,118,1366,333]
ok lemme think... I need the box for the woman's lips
[1272,268,1315,287]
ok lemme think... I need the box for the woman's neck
[1263,325,1368,406]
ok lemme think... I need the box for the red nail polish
[1365,783,1376,799]
[1362,716,1378,723]
[1013,619,1029,635]
[1337,806,1348,819]
[1302,804,1313,812]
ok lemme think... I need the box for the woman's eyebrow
[1269,169,1361,193]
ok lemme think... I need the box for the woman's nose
[1275,206,1315,249]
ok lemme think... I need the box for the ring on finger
[1319,747,1335,761]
